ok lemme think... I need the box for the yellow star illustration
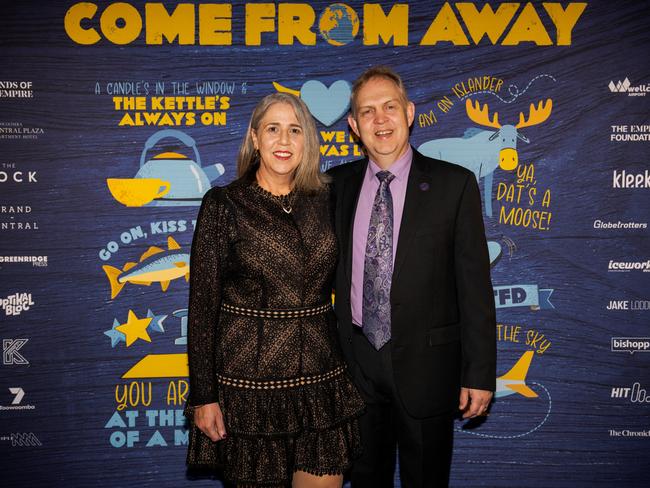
[115,310,152,347]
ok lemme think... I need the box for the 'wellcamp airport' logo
[608,77,649,97]
[611,338,650,354]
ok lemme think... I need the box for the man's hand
[194,402,227,441]
[459,387,493,419]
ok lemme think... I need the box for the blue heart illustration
[300,80,351,126]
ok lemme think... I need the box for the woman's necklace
[277,192,295,214]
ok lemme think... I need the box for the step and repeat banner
[1,1,648,486]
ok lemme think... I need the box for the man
[329,66,496,487]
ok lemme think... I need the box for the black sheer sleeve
[187,187,229,406]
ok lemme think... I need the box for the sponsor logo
[0,433,42,446]
[611,338,650,354]
[0,163,37,184]
[611,383,650,403]
[0,387,35,411]
[0,256,47,267]
[608,260,650,273]
[0,81,34,98]
[593,220,647,230]
[610,124,650,142]
[2,339,28,365]
[0,122,44,140]
[1,293,34,316]
[609,429,650,437]
[612,169,650,188]
[606,300,650,310]
[1,205,39,231]
[608,77,650,96]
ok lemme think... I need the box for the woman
[185,92,364,487]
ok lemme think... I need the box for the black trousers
[350,328,454,488]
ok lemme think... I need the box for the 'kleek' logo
[612,169,650,188]
[1,293,34,316]
[608,77,650,96]
[608,260,650,273]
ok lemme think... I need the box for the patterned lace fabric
[185,176,364,486]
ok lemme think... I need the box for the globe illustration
[318,3,360,46]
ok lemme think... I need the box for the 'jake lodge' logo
[64,2,587,47]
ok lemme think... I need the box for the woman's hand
[194,402,227,441]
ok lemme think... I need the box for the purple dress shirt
[351,146,413,327]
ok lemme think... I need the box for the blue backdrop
[1,1,649,486]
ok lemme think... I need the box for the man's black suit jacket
[329,149,496,419]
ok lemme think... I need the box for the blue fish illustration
[102,236,189,299]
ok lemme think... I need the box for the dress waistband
[221,301,332,319]
[216,365,345,390]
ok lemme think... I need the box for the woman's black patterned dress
[185,177,364,486]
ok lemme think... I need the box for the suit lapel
[393,151,432,283]
[340,160,367,286]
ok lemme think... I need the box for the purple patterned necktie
[362,170,395,350]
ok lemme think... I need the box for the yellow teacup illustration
[107,178,171,207]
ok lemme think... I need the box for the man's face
[348,76,415,168]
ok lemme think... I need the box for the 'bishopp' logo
[611,338,650,354]
[1,293,34,316]
[609,78,649,96]
[613,170,650,188]
[2,339,28,365]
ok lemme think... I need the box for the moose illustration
[418,98,553,216]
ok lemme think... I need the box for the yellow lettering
[145,3,194,45]
[100,2,142,45]
[199,4,232,45]
[502,2,552,45]
[363,4,409,46]
[420,3,469,45]
[64,2,101,45]
[543,2,587,45]
[456,2,519,44]
[278,4,315,45]
[246,3,276,45]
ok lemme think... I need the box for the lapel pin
[419,182,430,192]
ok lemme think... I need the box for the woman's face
[252,102,305,182]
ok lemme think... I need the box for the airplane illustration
[102,236,190,299]
[495,350,538,399]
